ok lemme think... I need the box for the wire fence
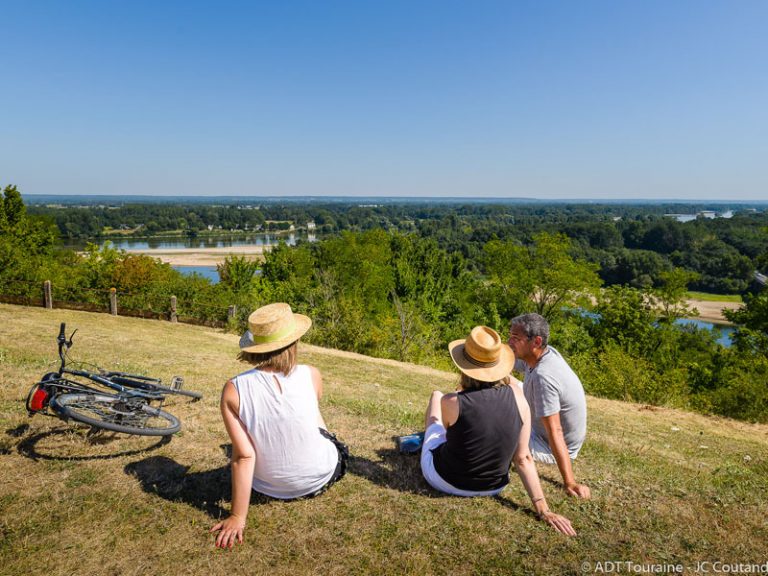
[0,279,237,329]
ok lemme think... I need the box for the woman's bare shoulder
[505,382,530,418]
[221,379,239,408]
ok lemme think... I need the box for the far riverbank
[127,245,266,266]
[687,299,741,324]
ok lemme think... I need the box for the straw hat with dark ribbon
[239,303,312,353]
[448,325,515,382]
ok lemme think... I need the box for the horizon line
[20,193,768,205]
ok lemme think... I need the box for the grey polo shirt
[516,347,587,458]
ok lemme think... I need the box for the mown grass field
[686,291,744,303]
[1,303,767,576]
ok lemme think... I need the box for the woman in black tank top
[432,374,522,491]
[419,326,576,536]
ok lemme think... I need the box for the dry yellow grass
[1,303,767,576]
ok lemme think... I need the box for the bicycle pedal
[171,376,184,390]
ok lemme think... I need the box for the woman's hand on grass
[210,515,246,549]
[540,511,577,536]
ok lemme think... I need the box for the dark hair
[238,341,298,375]
[510,313,550,348]
[459,373,510,391]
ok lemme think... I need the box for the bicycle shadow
[125,445,269,520]
[12,424,171,462]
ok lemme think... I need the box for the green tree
[481,238,530,319]
[315,230,394,316]
[528,232,602,318]
[0,185,25,229]
[0,185,59,299]
[653,268,700,322]
[725,290,768,355]
[217,255,260,293]
[592,285,657,356]
[0,185,57,254]
[81,241,123,291]
[485,233,601,320]
[598,248,670,289]
[674,238,752,293]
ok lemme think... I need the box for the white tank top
[233,365,338,499]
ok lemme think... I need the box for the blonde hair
[238,341,298,375]
[459,373,510,391]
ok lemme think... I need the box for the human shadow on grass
[348,445,431,495]
[125,444,270,520]
[350,440,530,517]
[13,425,171,462]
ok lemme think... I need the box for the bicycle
[25,323,202,436]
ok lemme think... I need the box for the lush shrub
[571,344,689,408]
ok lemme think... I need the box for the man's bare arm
[541,412,590,499]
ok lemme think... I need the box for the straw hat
[239,303,312,353]
[448,326,515,382]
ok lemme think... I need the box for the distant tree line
[29,200,768,294]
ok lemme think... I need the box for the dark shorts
[308,428,348,498]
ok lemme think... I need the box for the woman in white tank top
[210,303,347,549]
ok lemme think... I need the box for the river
[62,231,310,251]
[675,318,734,347]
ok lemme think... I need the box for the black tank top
[432,385,523,492]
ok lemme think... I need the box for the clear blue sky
[2,0,767,200]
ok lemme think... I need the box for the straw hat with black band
[448,325,515,383]
[239,303,312,353]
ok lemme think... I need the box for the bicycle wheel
[51,393,181,436]
[109,376,203,400]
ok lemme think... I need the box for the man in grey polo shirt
[508,313,591,499]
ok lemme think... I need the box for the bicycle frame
[53,323,163,401]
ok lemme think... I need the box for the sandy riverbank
[126,245,267,266]
[687,299,742,324]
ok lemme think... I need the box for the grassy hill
[1,303,767,576]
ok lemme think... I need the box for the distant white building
[307,221,316,230]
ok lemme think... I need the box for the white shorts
[529,433,580,465]
[420,421,506,498]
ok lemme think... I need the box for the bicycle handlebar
[57,323,77,374]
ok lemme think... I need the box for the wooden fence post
[109,288,118,316]
[170,295,177,323]
[43,280,53,309]
[228,305,237,322]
